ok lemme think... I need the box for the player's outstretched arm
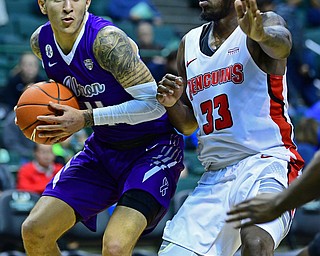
[226,150,320,228]
[226,193,284,228]
[234,0,292,60]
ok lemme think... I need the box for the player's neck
[53,15,87,55]
[211,16,238,44]
[55,34,77,55]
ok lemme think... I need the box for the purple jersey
[38,13,174,144]
[39,13,185,233]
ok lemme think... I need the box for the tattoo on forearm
[83,109,94,127]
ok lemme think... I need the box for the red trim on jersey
[267,74,304,184]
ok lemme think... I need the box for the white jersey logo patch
[48,62,58,67]
[84,59,93,70]
[45,44,53,58]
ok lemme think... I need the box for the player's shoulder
[261,11,287,26]
[30,25,44,60]
[93,25,132,56]
[30,26,41,42]
[96,25,127,40]
[93,23,138,71]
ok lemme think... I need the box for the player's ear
[38,0,47,15]
[85,0,91,12]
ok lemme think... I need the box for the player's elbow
[146,101,167,120]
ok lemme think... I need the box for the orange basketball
[15,81,80,145]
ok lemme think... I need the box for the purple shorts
[43,132,184,232]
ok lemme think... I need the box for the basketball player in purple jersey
[156,0,304,255]
[21,1,184,255]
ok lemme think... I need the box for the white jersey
[185,24,302,171]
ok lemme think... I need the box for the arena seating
[0,189,40,251]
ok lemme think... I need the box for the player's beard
[200,0,233,22]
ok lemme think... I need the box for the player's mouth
[62,17,74,25]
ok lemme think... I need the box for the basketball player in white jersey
[156,0,304,255]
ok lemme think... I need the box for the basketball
[15,81,80,145]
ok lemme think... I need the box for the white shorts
[159,154,293,256]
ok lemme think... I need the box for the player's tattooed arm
[30,27,42,60]
[83,109,94,127]
[93,26,154,88]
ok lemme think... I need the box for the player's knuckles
[157,85,166,91]
[162,82,175,90]
[159,85,171,93]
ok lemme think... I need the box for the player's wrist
[83,109,94,127]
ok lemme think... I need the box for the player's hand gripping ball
[15,81,79,145]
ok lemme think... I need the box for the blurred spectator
[1,110,35,164]
[0,163,25,252]
[52,140,74,165]
[0,102,9,122]
[107,0,162,25]
[136,21,164,56]
[164,49,178,76]
[70,129,90,152]
[16,144,63,194]
[53,130,88,165]
[305,100,320,122]
[307,0,320,27]
[252,0,320,110]
[0,164,15,195]
[135,22,180,82]
[274,0,320,108]
[295,117,319,166]
[257,0,275,10]
[136,21,166,81]
[0,0,9,26]
[139,48,179,90]
[0,52,46,111]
